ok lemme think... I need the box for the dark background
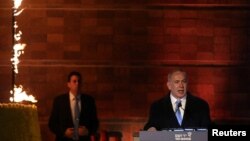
[0,0,250,141]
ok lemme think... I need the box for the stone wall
[0,0,250,141]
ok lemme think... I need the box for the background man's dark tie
[73,97,80,140]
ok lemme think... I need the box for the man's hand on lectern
[147,127,157,131]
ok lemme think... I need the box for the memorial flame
[10,0,37,103]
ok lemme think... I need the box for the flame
[13,0,24,16]
[10,85,37,103]
[11,17,26,74]
[9,0,38,103]
[11,43,26,74]
[13,0,23,9]
[14,24,22,41]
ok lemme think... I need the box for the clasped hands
[64,126,89,138]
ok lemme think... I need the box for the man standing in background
[49,71,99,141]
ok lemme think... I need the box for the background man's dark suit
[49,93,99,141]
[144,92,211,130]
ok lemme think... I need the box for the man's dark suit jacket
[49,93,99,141]
[144,92,211,130]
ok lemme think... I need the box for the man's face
[67,75,81,94]
[167,71,187,99]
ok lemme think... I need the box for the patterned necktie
[73,96,80,140]
[175,100,182,126]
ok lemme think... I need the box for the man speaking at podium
[144,69,211,131]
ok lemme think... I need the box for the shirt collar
[69,92,81,100]
[170,93,187,108]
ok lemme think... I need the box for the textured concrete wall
[0,1,250,141]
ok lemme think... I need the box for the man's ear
[67,82,70,88]
[166,82,171,90]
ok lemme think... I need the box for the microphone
[177,102,182,108]
[176,101,184,111]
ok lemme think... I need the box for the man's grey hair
[167,68,188,82]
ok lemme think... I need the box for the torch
[10,0,37,103]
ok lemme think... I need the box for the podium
[135,129,207,141]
